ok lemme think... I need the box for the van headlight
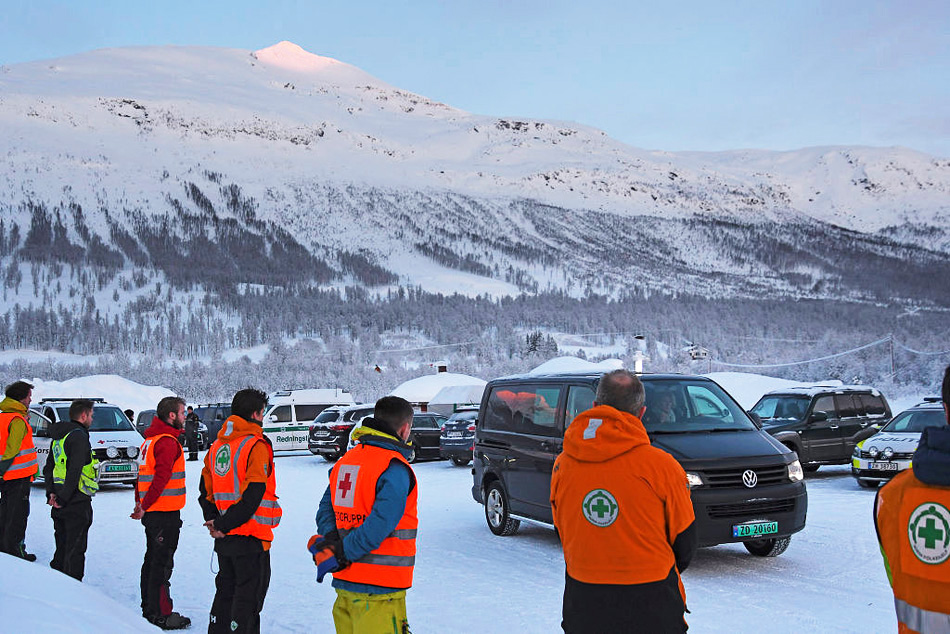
[852,444,862,458]
[686,472,704,489]
[788,460,804,482]
[126,446,139,459]
[106,446,119,459]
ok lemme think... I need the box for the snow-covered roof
[389,372,486,403]
[528,356,624,375]
[428,384,486,406]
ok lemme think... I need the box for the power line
[893,341,950,356]
[711,337,892,369]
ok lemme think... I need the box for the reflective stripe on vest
[137,434,186,511]
[0,412,38,481]
[51,431,99,497]
[209,431,281,541]
[876,470,950,632]
[330,443,418,588]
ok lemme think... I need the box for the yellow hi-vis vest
[0,412,38,481]
[51,430,99,497]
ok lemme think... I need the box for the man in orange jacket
[199,388,281,634]
[131,395,191,630]
[551,369,696,633]
[875,365,950,633]
[0,380,38,561]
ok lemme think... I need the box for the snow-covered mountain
[1,41,948,306]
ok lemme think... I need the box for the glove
[308,532,348,583]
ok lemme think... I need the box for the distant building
[389,370,486,414]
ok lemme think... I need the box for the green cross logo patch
[907,502,950,565]
[214,444,232,477]
[582,489,619,527]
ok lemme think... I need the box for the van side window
[295,405,325,422]
[860,395,887,417]
[812,396,835,419]
[29,411,48,436]
[484,385,562,435]
[566,385,596,427]
[834,394,858,418]
[271,405,292,423]
[530,387,562,435]
[484,388,519,432]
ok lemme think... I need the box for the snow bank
[528,356,624,375]
[389,372,486,403]
[0,553,157,632]
[29,374,175,415]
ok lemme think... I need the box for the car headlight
[686,472,704,489]
[883,447,894,459]
[106,446,119,459]
[868,446,879,458]
[126,446,139,459]
[852,445,861,458]
[788,459,804,482]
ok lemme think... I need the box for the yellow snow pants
[332,588,409,634]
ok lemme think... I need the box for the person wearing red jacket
[131,396,191,630]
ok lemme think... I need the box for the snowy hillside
[0,41,948,305]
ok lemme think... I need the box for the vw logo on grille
[742,469,758,488]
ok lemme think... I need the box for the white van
[263,389,355,451]
[30,398,144,485]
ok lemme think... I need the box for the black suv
[472,372,807,557]
[439,407,479,466]
[309,404,375,461]
[193,403,231,443]
[750,385,891,471]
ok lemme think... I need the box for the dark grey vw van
[471,372,808,557]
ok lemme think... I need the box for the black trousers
[0,476,31,557]
[185,430,198,460]
[562,568,687,633]
[140,511,182,618]
[50,500,93,581]
[209,549,271,634]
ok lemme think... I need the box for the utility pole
[889,333,895,378]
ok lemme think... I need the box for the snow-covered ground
[11,453,897,633]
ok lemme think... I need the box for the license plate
[447,431,462,438]
[313,430,330,436]
[870,461,899,471]
[733,521,778,538]
[105,464,132,473]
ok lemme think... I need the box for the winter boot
[16,543,37,562]
[150,612,191,630]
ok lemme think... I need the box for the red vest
[137,434,186,511]
[876,470,950,633]
[329,443,418,589]
[209,433,281,542]
[0,412,38,481]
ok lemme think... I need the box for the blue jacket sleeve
[340,461,412,562]
[316,481,336,535]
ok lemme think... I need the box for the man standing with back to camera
[199,388,281,634]
[875,365,950,632]
[552,369,697,632]
[0,380,39,562]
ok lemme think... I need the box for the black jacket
[43,420,93,505]
[913,425,950,486]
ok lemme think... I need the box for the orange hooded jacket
[551,404,694,586]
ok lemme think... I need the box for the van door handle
[829,425,839,429]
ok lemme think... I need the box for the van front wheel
[485,482,520,536]
[743,536,791,557]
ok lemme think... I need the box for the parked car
[135,408,209,450]
[750,385,891,471]
[348,412,448,463]
[472,372,807,557]
[263,389,355,452]
[192,403,231,443]
[851,398,946,488]
[31,398,143,485]
[440,407,479,466]
[309,403,375,461]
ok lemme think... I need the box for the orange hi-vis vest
[137,434,186,512]
[209,433,282,542]
[876,470,950,634]
[0,412,38,481]
[329,443,418,589]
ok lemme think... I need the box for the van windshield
[56,406,135,432]
[750,396,810,424]
[641,379,757,433]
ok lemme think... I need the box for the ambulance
[262,389,355,451]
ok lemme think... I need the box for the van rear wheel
[744,536,791,557]
[485,482,520,536]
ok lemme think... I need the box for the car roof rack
[921,396,943,403]
[39,397,106,403]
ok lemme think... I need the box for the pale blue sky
[2,0,948,156]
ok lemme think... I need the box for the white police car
[851,398,945,489]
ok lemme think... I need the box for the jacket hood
[49,419,87,441]
[216,415,263,442]
[563,405,650,463]
[145,416,182,440]
[0,396,27,415]
[913,425,950,487]
[353,417,413,459]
